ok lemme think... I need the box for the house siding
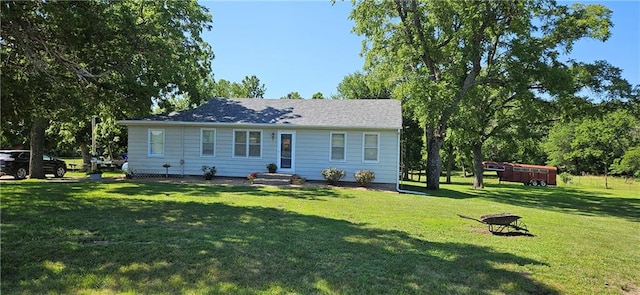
[293,129,399,183]
[126,125,399,183]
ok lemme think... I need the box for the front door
[277,131,295,173]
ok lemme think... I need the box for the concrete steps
[252,173,292,186]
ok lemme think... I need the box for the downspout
[181,126,185,177]
[396,128,428,195]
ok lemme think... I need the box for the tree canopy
[544,110,640,184]
[350,0,613,189]
[209,75,266,99]
[281,92,303,99]
[1,0,214,177]
[311,92,325,100]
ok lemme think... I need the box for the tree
[543,122,579,173]
[552,61,636,123]
[214,79,233,98]
[571,110,639,188]
[281,92,303,99]
[335,71,424,180]
[312,92,325,99]
[1,0,214,177]
[241,75,266,98]
[544,110,640,187]
[611,146,640,178]
[213,76,266,98]
[350,1,612,189]
[336,71,390,100]
[453,83,556,188]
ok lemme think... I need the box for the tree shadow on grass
[399,182,473,199]
[2,186,557,294]
[400,180,640,222]
[110,181,348,200]
[475,185,640,222]
[2,180,348,201]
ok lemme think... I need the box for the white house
[118,98,402,184]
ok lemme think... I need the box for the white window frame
[200,128,216,157]
[329,132,347,162]
[362,132,380,163]
[148,129,165,158]
[233,130,262,159]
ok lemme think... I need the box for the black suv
[0,150,67,180]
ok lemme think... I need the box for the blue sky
[201,1,639,99]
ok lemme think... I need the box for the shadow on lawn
[402,181,640,222]
[2,183,557,295]
[110,181,349,200]
[476,184,640,222]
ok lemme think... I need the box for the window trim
[148,129,165,158]
[233,129,263,159]
[200,128,216,157]
[329,132,347,162]
[362,132,380,163]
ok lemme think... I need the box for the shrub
[354,170,375,187]
[559,172,573,184]
[201,165,217,179]
[321,167,346,185]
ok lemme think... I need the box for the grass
[1,174,639,294]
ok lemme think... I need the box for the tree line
[2,0,638,186]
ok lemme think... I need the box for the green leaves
[212,76,266,99]
[1,0,214,173]
[281,92,303,100]
[611,146,640,177]
[348,0,616,189]
[542,3,612,53]
[544,110,640,174]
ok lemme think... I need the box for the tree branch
[394,0,438,81]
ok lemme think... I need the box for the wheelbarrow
[458,213,529,234]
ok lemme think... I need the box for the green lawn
[1,175,638,294]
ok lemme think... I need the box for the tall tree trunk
[76,127,92,171]
[80,144,91,171]
[472,141,484,189]
[425,125,443,190]
[446,142,453,184]
[29,118,47,179]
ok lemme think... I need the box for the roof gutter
[117,120,401,131]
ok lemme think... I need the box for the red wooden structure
[483,161,557,186]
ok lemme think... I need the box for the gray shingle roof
[127,98,402,129]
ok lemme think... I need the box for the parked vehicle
[93,156,127,170]
[0,150,67,180]
[483,161,557,186]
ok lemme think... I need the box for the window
[234,130,261,158]
[330,132,346,161]
[363,133,379,162]
[201,129,216,157]
[148,129,165,157]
